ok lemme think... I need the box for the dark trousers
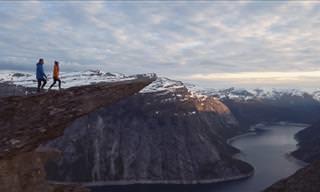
[49,78,61,89]
[37,79,47,92]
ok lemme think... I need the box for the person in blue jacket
[36,58,47,92]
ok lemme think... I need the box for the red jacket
[53,64,59,79]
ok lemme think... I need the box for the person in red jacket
[49,61,61,90]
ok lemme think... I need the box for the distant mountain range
[188,85,320,102]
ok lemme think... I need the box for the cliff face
[45,78,252,184]
[223,96,320,129]
[264,160,320,192]
[190,87,320,129]
[291,121,320,163]
[0,78,155,192]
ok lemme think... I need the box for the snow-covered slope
[141,77,211,100]
[141,77,186,93]
[0,70,188,96]
[0,70,155,89]
[312,90,320,102]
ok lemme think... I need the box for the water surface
[91,124,307,192]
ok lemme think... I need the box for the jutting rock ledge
[0,76,156,192]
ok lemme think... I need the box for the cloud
[179,70,320,90]
[0,1,320,89]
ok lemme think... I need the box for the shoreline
[48,171,254,187]
[254,122,310,129]
[227,131,257,145]
[228,122,309,145]
[227,121,309,177]
[285,153,309,167]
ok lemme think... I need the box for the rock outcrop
[264,160,320,192]
[291,121,320,163]
[45,78,253,184]
[222,95,320,129]
[0,82,34,98]
[193,87,320,129]
[0,77,155,192]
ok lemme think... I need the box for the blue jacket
[36,63,47,80]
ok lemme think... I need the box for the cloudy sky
[0,1,320,90]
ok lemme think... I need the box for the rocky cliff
[0,77,155,192]
[291,121,320,163]
[264,160,320,192]
[45,77,253,185]
[190,87,320,129]
[221,95,320,129]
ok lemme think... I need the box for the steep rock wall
[45,86,252,184]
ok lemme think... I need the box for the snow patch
[0,70,155,90]
[141,77,185,93]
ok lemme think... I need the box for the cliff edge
[0,77,155,192]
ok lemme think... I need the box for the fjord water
[91,124,307,192]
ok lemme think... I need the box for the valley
[89,123,307,192]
